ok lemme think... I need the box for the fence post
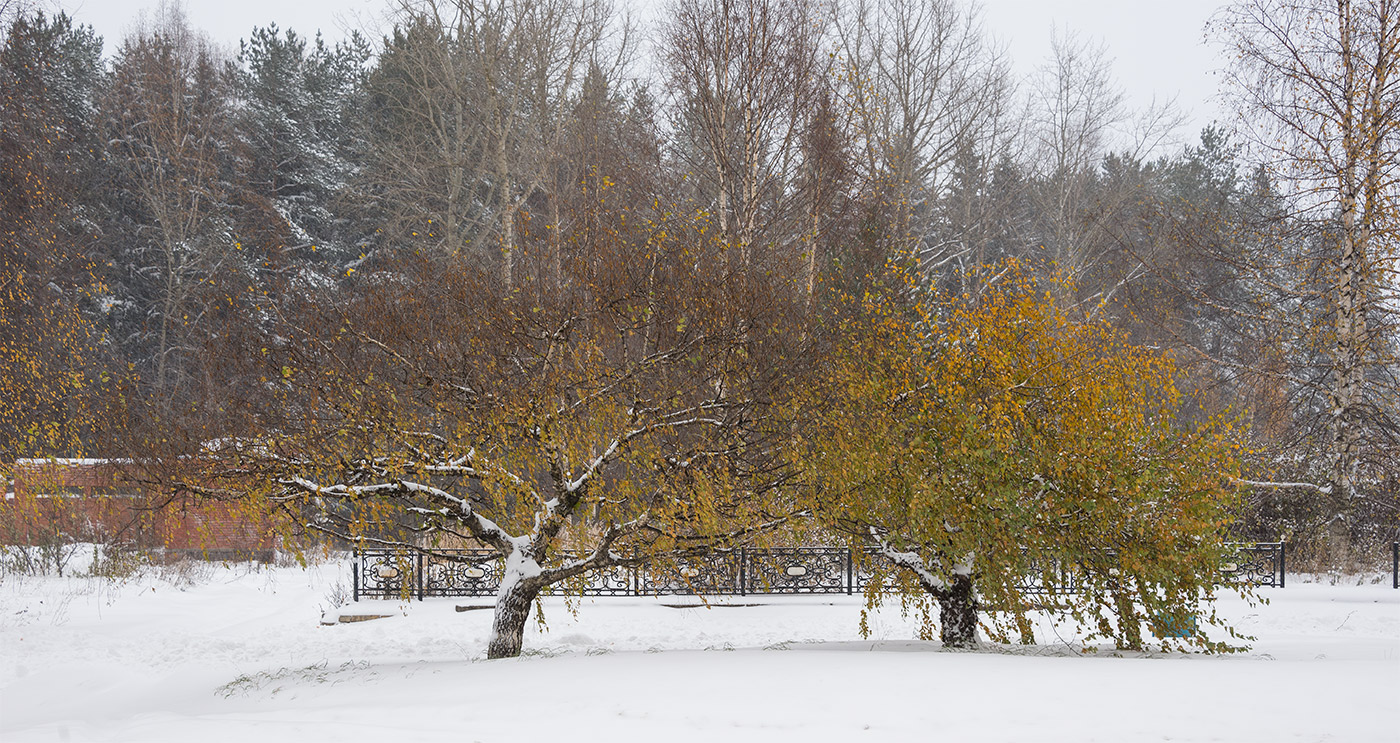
[1279,542,1285,588]
[846,548,853,595]
[352,554,359,602]
[739,548,747,596]
[415,552,424,601]
[1392,542,1397,590]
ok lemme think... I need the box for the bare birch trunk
[804,207,819,311]
[502,206,516,291]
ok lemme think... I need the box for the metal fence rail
[352,542,1286,601]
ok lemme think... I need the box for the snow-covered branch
[1232,477,1333,495]
[866,528,947,593]
[279,476,518,551]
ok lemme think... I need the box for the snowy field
[1,559,1396,743]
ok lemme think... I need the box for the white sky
[57,0,1231,136]
[982,0,1230,131]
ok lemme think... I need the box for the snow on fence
[351,543,1286,601]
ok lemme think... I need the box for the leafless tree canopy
[1214,0,1399,528]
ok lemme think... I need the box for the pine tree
[233,24,371,265]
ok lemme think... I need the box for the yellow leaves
[803,258,1246,633]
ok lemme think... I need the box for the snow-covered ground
[1,560,1395,742]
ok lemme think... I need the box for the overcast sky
[57,0,1232,138]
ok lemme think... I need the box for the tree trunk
[1325,512,1352,570]
[938,573,978,648]
[501,206,516,291]
[804,204,819,312]
[487,578,541,659]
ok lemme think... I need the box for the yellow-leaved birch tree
[801,262,1250,651]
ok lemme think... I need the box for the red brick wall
[3,460,275,552]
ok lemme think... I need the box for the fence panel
[541,551,634,596]
[637,550,745,596]
[422,550,502,598]
[352,542,1287,600]
[1220,542,1285,588]
[745,547,850,594]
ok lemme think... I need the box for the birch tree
[660,0,825,271]
[101,6,241,410]
[830,0,1011,277]
[801,263,1248,650]
[1027,30,1125,279]
[211,200,808,659]
[1213,0,1400,541]
[361,0,624,285]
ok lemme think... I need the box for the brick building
[2,458,277,560]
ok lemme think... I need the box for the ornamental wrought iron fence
[352,542,1286,601]
[1222,542,1286,588]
